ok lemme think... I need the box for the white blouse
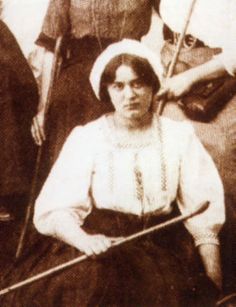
[34,115,225,246]
[160,0,236,75]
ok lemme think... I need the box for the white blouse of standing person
[33,39,225,305]
[2,0,49,58]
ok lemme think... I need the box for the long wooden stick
[157,0,197,115]
[216,292,236,306]
[1,201,209,296]
[15,36,63,259]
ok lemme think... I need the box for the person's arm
[198,244,222,289]
[177,123,225,290]
[34,126,121,256]
[157,57,227,100]
[219,0,236,76]
[31,49,53,145]
[30,0,70,145]
[37,209,114,256]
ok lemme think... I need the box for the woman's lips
[125,103,140,110]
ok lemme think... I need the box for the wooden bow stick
[216,292,236,306]
[0,201,209,296]
[157,0,197,115]
[15,36,64,259]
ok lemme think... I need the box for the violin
[181,76,236,122]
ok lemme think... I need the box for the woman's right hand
[77,233,121,257]
[31,112,46,146]
[157,72,195,101]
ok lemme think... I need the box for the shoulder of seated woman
[160,116,194,133]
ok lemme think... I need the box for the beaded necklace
[103,114,168,215]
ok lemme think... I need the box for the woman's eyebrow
[113,77,141,83]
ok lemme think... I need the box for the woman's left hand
[157,72,195,101]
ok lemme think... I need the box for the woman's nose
[124,85,135,99]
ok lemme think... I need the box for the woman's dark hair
[99,54,160,103]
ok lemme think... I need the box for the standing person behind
[0,39,224,306]
[0,20,38,221]
[30,0,162,183]
[2,0,50,87]
[2,0,49,59]
[155,0,236,294]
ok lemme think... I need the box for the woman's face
[107,65,154,121]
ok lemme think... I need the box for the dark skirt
[161,42,236,293]
[0,206,219,307]
[38,37,115,188]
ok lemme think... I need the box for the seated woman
[1,39,224,306]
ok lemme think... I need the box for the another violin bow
[216,292,236,306]
[15,36,63,259]
[0,201,209,296]
[157,0,197,115]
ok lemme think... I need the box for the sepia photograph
[0,0,235,306]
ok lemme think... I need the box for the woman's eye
[112,83,124,90]
[132,81,143,89]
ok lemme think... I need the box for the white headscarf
[89,39,163,100]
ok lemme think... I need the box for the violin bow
[157,0,197,115]
[0,201,209,296]
[15,35,64,259]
